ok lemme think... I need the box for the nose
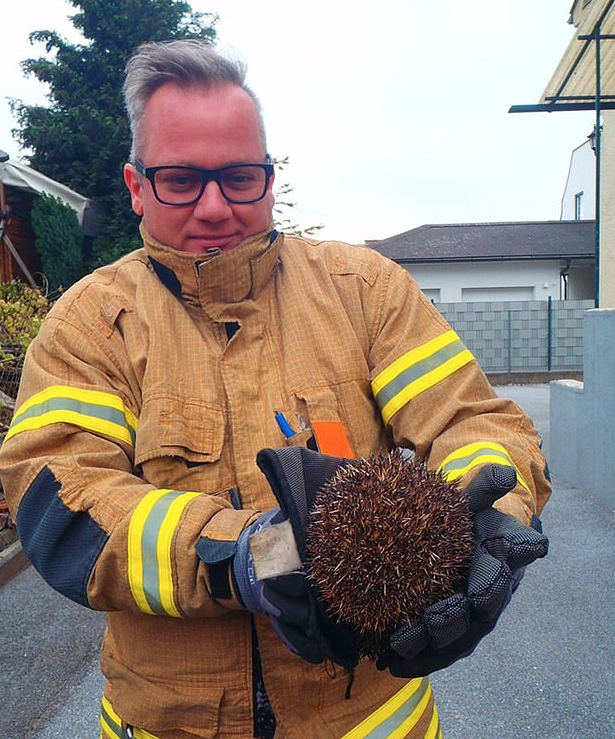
[192,180,233,221]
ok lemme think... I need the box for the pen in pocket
[274,411,295,438]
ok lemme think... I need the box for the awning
[540,0,615,109]
[0,157,91,225]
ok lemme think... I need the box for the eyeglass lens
[153,165,269,204]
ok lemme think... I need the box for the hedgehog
[305,449,475,660]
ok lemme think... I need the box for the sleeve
[366,260,551,524]
[0,303,257,619]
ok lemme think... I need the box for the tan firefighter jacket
[0,225,551,739]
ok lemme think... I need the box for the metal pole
[594,23,602,308]
[507,309,512,381]
[547,295,553,371]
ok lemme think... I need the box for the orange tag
[311,421,354,458]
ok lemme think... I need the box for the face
[124,83,275,253]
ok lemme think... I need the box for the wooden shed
[0,151,92,286]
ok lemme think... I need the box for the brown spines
[305,449,474,660]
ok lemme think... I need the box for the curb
[0,540,29,588]
[487,370,581,386]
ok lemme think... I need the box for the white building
[560,137,596,220]
[370,220,595,303]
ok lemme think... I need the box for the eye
[156,169,201,191]
[222,168,260,190]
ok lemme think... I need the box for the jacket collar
[141,224,281,314]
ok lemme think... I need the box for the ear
[264,169,276,210]
[124,162,144,216]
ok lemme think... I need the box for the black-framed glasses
[133,158,274,206]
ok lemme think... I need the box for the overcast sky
[1,0,595,243]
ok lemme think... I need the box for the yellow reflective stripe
[100,681,437,739]
[438,441,530,492]
[5,385,137,446]
[425,705,442,739]
[128,489,170,615]
[372,331,460,396]
[372,331,474,425]
[127,489,200,617]
[341,677,435,739]
[156,491,200,615]
[100,696,162,739]
[100,695,124,739]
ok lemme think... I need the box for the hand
[232,447,359,669]
[233,509,328,660]
[378,463,549,678]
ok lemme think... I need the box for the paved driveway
[1,384,613,738]
[432,385,615,738]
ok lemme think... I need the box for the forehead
[140,83,265,165]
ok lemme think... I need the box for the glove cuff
[232,526,258,611]
[231,509,280,613]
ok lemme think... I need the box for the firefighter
[0,40,550,739]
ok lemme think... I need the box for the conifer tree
[11,0,217,267]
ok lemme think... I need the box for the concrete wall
[550,309,615,508]
[436,299,593,373]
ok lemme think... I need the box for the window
[574,191,583,220]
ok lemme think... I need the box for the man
[0,40,550,739]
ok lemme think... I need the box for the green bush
[0,280,50,397]
[31,193,85,294]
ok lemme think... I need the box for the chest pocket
[296,384,388,460]
[135,394,225,468]
[297,387,355,457]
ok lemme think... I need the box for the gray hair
[123,40,267,159]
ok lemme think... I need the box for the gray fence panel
[434,299,593,373]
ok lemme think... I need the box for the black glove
[378,463,549,677]
[253,446,360,670]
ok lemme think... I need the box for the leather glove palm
[233,447,360,670]
[378,463,549,677]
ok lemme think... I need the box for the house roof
[369,220,596,263]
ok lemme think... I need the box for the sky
[0,0,596,243]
